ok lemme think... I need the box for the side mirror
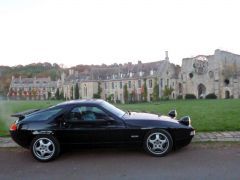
[168,110,177,119]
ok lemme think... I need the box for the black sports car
[10,99,195,162]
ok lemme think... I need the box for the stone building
[8,76,59,100]
[63,51,181,103]
[181,49,240,99]
[8,49,240,102]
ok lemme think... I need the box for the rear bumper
[10,130,32,148]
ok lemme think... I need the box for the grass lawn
[116,99,240,132]
[0,99,240,136]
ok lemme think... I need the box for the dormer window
[129,72,133,77]
[139,71,143,77]
[150,70,154,75]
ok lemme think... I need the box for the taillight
[10,123,17,131]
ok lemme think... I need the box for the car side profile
[10,99,195,162]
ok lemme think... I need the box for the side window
[24,108,63,121]
[68,106,110,122]
[68,107,82,122]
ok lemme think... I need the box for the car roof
[56,99,105,107]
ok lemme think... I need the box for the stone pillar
[233,78,239,98]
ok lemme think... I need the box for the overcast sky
[0,0,240,67]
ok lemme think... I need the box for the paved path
[1,131,240,148]
[0,143,240,180]
[193,131,240,142]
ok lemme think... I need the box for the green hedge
[185,94,196,99]
[205,93,217,99]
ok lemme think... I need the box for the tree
[132,89,137,103]
[141,79,148,102]
[153,78,159,101]
[47,91,51,100]
[123,84,129,104]
[75,83,79,99]
[55,88,60,100]
[107,93,114,103]
[60,90,64,100]
[70,86,74,100]
[93,82,102,98]
[163,85,174,99]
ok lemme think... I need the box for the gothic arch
[197,83,206,99]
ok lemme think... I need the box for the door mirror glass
[168,110,177,119]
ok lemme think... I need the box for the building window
[224,79,230,86]
[189,73,193,79]
[138,80,141,88]
[167,79,169,87]
[128,81,131,88]
[119,81,122,89]
[160,79,163,88]
[105,82,107,89]
[149,79,152,88]
[112,82,114,89]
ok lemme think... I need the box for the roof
[56,99,105,106]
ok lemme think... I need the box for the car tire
[30,135,60,162]
[143,129,173,157]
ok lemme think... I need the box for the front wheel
[30,135,60,162]
[143,129,173,157]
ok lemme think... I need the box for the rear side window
[24,108,63,121]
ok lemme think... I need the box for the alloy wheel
[146,132,169,155]
[33,138,55,160]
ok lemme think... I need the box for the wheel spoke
[46,148,53,154]
[155,134,160,140]
[35,146,41,151]
[45,141,52,147]
[149,139,155,145]
[159,145,164,150]
[39,139,44,146]
[159,138,167,144]
[39,150,45,157]
[152,145,157,151]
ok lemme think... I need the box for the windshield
[101,101,125,118]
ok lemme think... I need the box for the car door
[56,104,126,145]
[56,105,96,144]
[80,105,126,144]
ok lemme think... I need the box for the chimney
[165,51,169,61]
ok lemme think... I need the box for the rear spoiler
[11,109,40,118]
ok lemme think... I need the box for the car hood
[123,112,179,123]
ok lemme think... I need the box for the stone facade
[62,51,181,103]
[64,49,240,102]
[8,76,59,100]
[8,50,240,102]
[181,49,240,99]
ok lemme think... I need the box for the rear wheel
[143,129,173,157]
[30,135,60,162]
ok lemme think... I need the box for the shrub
[177,95,183,99]
[115,100,121,104]
[205,93,217,99]
[185,94,196,99]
